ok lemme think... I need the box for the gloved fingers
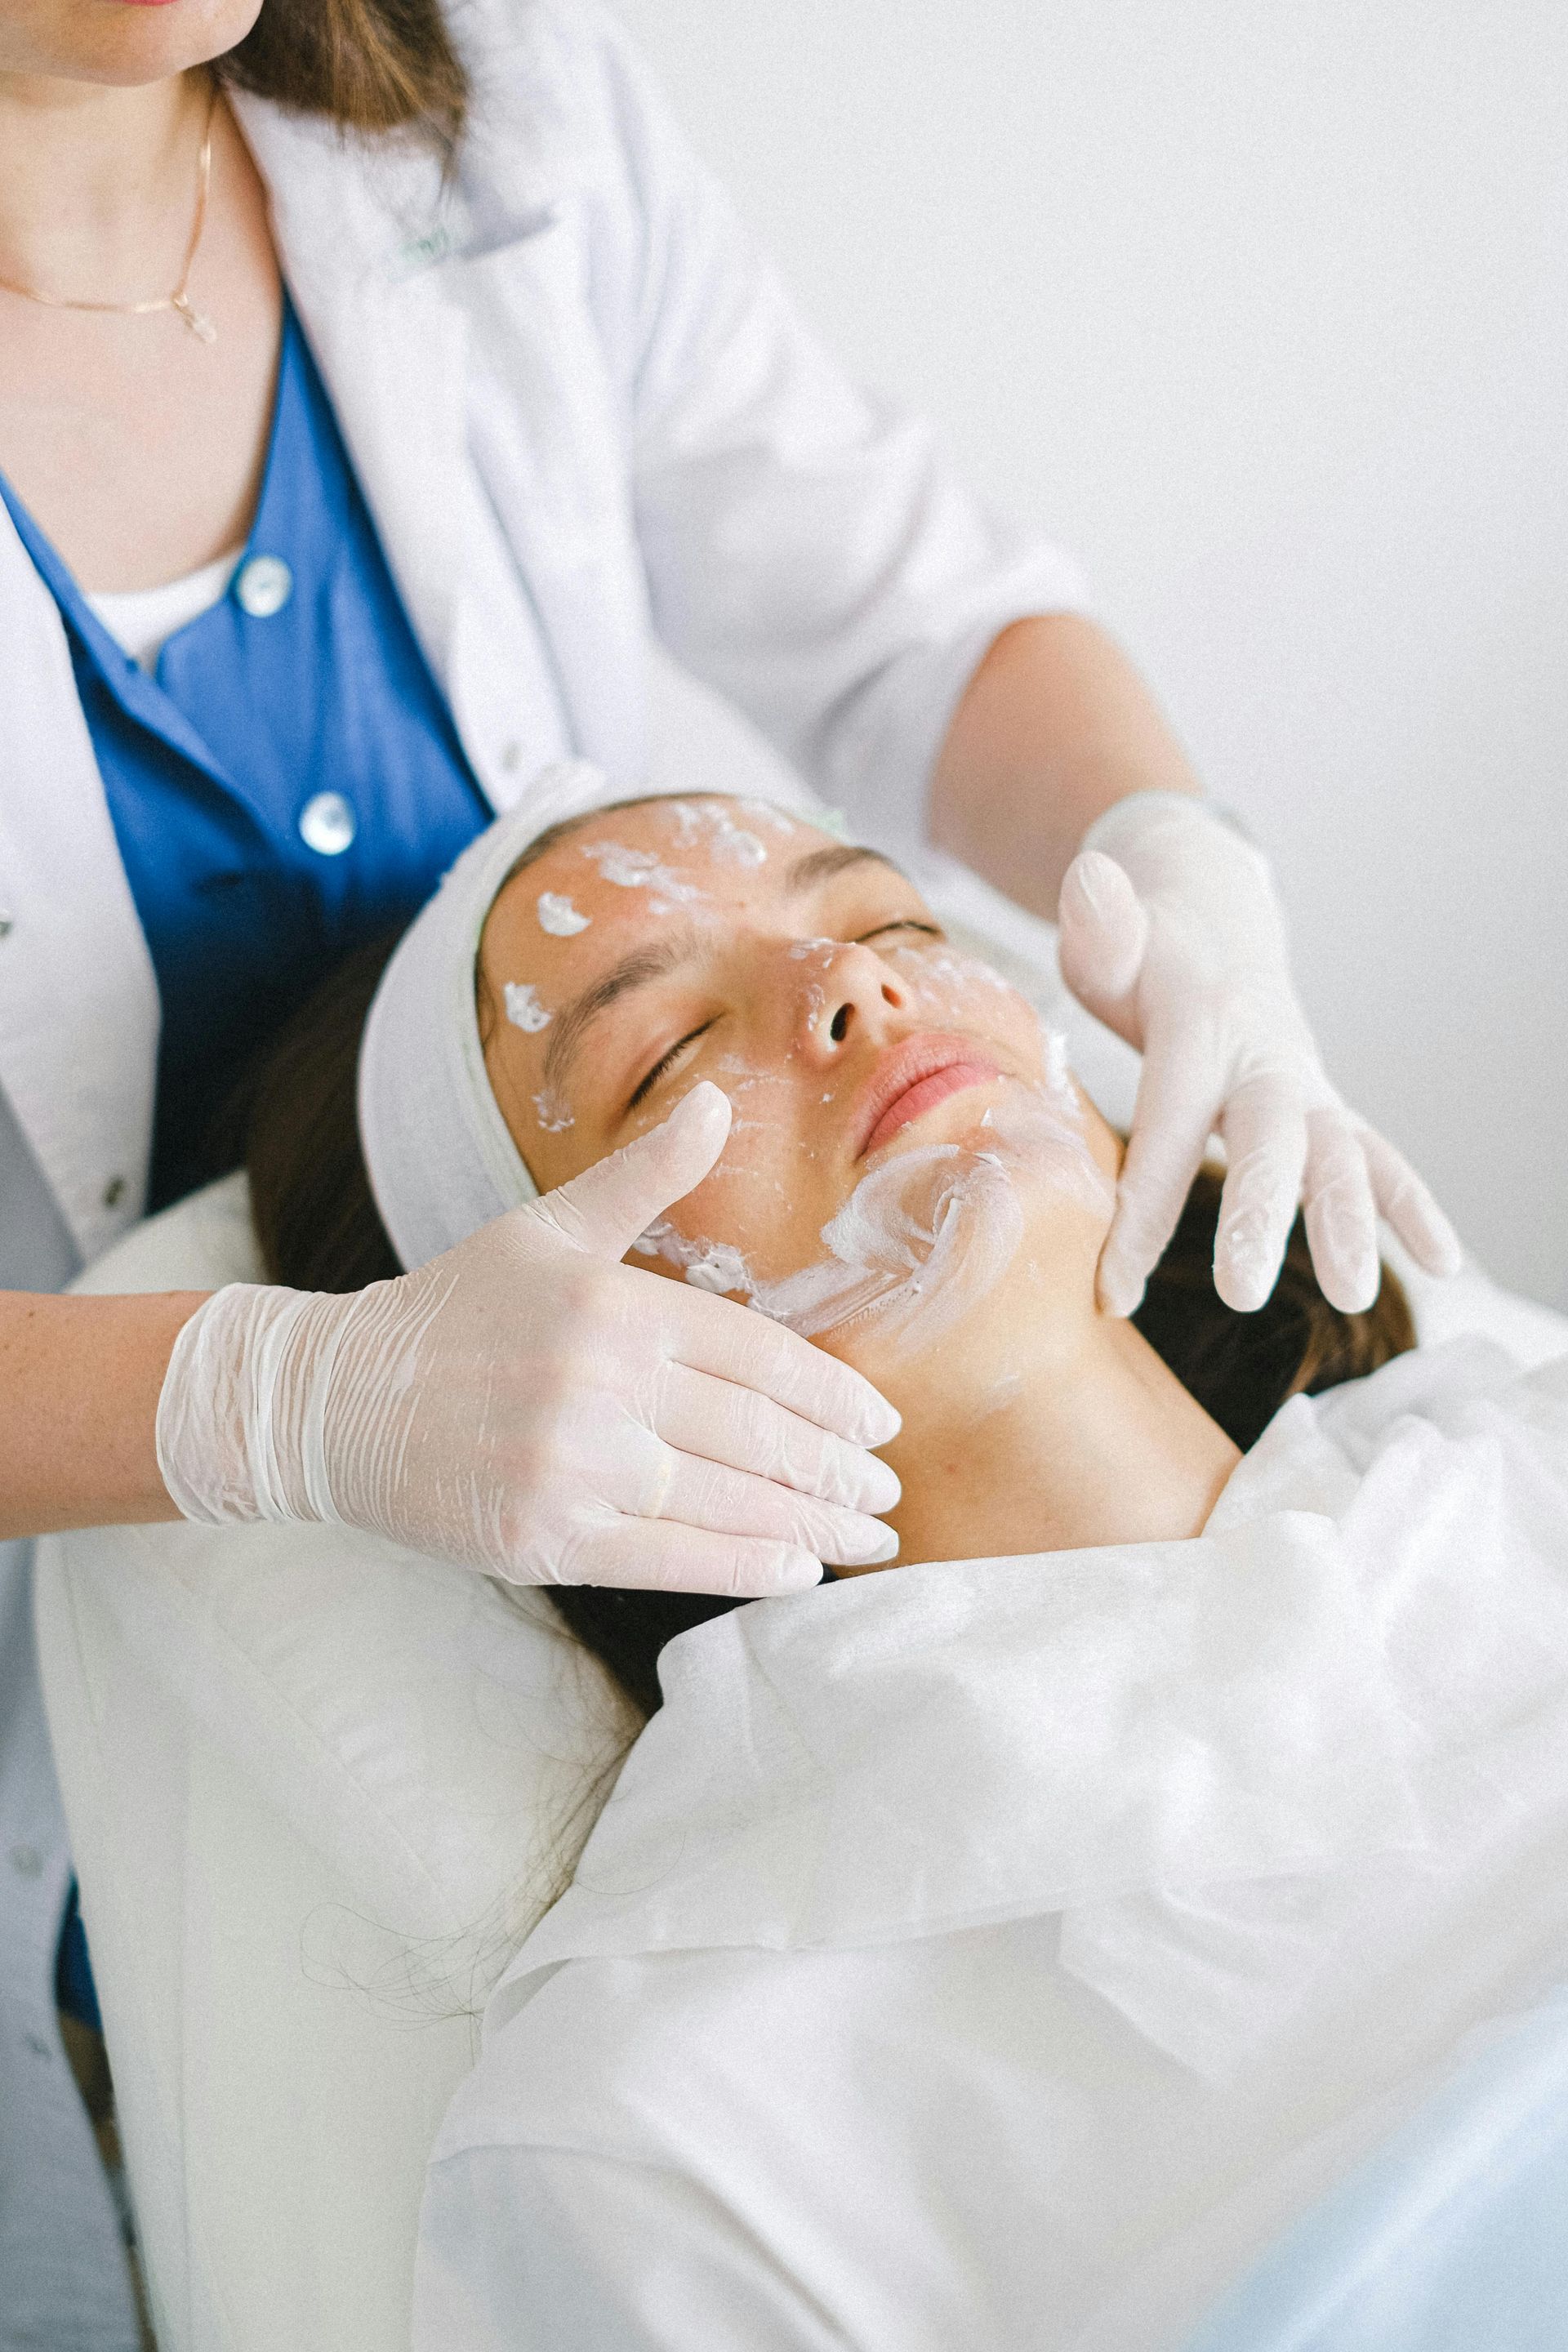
[1361,1125,1465,1277]
[1212,1071,1308,1312]
[670,1281,900,1448]
[653,1362,901,1515]
[528,1080,733,1258]
[642,1444,898,1569]
[1301,1106,1380,1314]
[1097,1033,1221,1316]
[1056,851,1151,1040]
[543,1516,826,1599]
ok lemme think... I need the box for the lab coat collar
[228,0,575,294]
[488,1493,1425,2045]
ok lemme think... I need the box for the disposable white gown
[414,1340,1568,2350]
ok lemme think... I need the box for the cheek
[482,1022,585,1191]
[1089,1105,1125,1190]
[1067,1081,1125,1200]
[621,1053,846,1294]
[655,1076,824,1282]
[879,943,1045,1062]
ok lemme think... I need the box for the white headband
[358,759,626,1270]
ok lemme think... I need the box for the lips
[853,1033,1002,1158]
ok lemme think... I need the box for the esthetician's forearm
[0,1289,207,1538]
[929,613,1202,917]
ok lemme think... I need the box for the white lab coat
[413,1339,1568,2351]
[0,2,1086,2338]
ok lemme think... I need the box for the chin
[71,0,261,83]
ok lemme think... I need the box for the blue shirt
[0,298,489,1210]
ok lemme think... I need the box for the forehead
[546,795,819,881]
[491,797,871,940]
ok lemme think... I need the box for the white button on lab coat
[0,3,1086,2336]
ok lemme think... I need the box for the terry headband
[358,759,625,1271]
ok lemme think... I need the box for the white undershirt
[86,545,245,673]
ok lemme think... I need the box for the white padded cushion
[59,1171,632,1962]
[34,1172,632,2352]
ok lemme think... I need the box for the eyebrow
[538,841,911,1098]
[783,841,904,895]
[542,926,704,1098]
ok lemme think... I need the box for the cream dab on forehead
[666,798,768,867]
[744,797,799,832]
[580,840,705,903]
[536,891,591,937]
[504,981,551,1033]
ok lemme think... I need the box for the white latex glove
[157,1083,902,1595]
[1057,793,1463,1318]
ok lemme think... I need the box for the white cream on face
[581,840,706,904]
[517,830,1108,1356]
[504,982,551,1033]
[632,988,1113,1363]
[737,797,798,836]
[879,938,1020,1013]
[666,798,769,868]
[532,1086,574,1133]
[537,892,591,937]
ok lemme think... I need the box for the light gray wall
[615,0,1568,1308]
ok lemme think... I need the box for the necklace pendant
[173,295,217,345]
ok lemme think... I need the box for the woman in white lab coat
[0,0,1454,2340]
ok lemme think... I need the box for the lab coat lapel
[231,101,474,756]
[232,93,648,812]
[0,510,159,1261]
[455,215,652,788]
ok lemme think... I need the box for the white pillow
[61,1169,634,1962]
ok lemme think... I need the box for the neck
[0,69,207,293]
[842,1274,1241,1570]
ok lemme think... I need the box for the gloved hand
[1056,792,1463,1318]
[157,1083,901,1594]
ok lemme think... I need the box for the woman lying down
[243,769,1568,2351]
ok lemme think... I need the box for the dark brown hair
[220,0,469,154]
[241,933,1414,1726]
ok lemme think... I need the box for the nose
[794,942,910,1063]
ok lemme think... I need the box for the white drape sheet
[415,1338,1568,2350]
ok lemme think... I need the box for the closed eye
[628,1022,714,1111]
[625,924,938,1110]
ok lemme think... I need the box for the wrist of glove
[1059,792,1462,1320]
[155,1085,902,1597]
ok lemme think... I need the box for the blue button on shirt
[0,297,490,1209]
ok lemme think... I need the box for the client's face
[479,797,1120,1374]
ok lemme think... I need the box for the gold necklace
[0,81,219,344]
